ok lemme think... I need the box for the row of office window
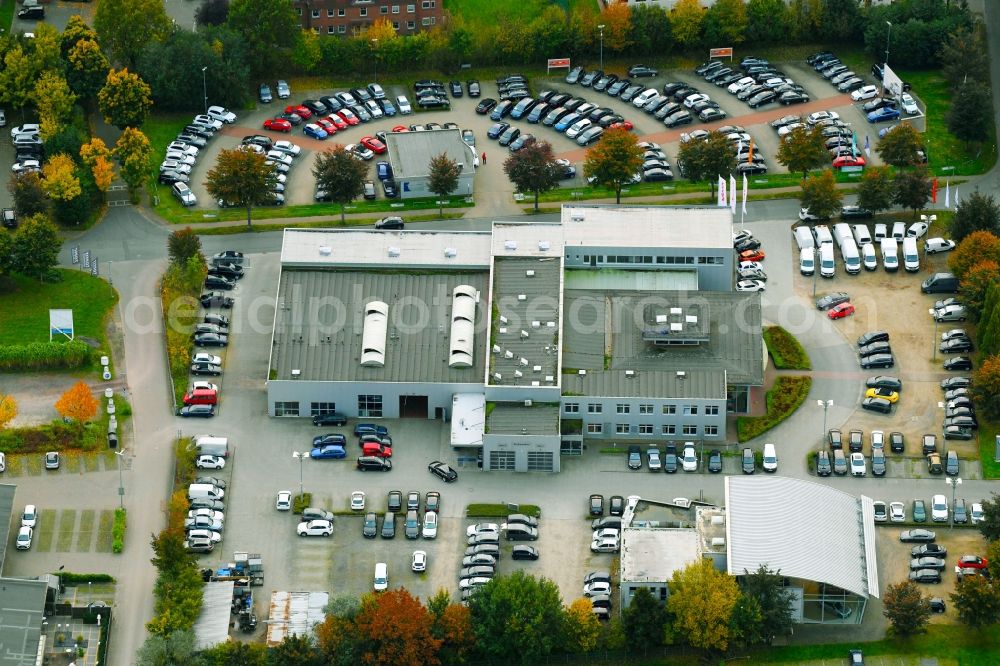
[576,255,726,265]
[303,1,434,17]
[274,396,383,417]
[584,423,720,436]
[565,403,719,416]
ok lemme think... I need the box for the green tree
[973,354,1000,420]
[205,148,279,228]
[777,125,829,179]
[855,166,894,214]
[800,169,843,219]
[168,228,205,268]
[738,564,794,645]
[269,634,321,666]
[621,587,668,652]
[950,191,1000,242]
[821,0,861,42]
[427,152,461,216]
[948,82,993,146]
[467,571,566,664]
[582,127,644,204]
[94,0,171,68]
[41,154,83,203]
[876,124,923,168]
[676,131,735,199]
[197,0,231,26]
[939,25,989,90]
[226,0,300,76]
[668,559,741,654]
[951,576,1000,630]
[628,5,673,56]
[325,594,362,619]
[503,140,563,212]
[312,146,368,222]
[948,231,1000,281]
[196,641,268,666]
[745,0,789,43]
[0,234,14,277]
[8,172,49,219]
[12,214,60,280]
[60,15,99,59]
[113,127,153,196]
[892,167,932,216]
[987,540,1000,581]
[670,0,705,48]
[136,629,196,666]
[563,598,601,654]
[977,494,1000,541]
[353,588,442,666]
[34,72,78,140]
[788,0,823,42]
[98,68,153,129]
[979,283,1000,354]
[959,260,1000,318]
[0,45,40,111]
[67,39,111,102]
[702,0,748,46]
[882,581,932,636]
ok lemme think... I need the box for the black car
[859,341,892,357]
[18,5,44,19]
[816,450,832,476]
[474,98,497,115]
[909,569,942,584]
[940,338,974,354]
[490,100,514,120]
[940,376,971,390]
[179,404,215,418]
[609,495,625,516]
[467,80,481,97]
[380,512,396,538]
[205,275,235,291]
[857,331,889,347]
[866,375,901,392]
[629,64,658,78]
[741,447,756,474]
[862,397,892,414]
[860,354,895,369]
[580,69,603,87]
[589,494,604,516]
[663,444,678,473]
[159,170,189,185]
[497,126,520,147]
[194,332,228,347]
[487,122,509,140]
[449,81,463,97]
[511,545,539,560]
[363,512,378,538]
[707,450,723,473]
[312,412,348,426]
[890,431,904,453]
[382,180,398,198]
[627,445,641,470]
[816,292,850,310]
[664,111,693,127]
[357,456,392,472]
[871,449,886,476]
[190,362,222,376]
[607,79,631,96]
[428,460,458,482]
[208,263,243,280]
[943,357,973,371]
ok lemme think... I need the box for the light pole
[201,66,208,115]
[884,21,891,66]
[929,308,939,361]
[292,451,309,499]
[946,476,962,529]
[597,24,605,72]
[811,247,818,297]
[114,449,126,510]
[372,38,379,84]
[817,400,832,441]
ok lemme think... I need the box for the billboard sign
[709,47,733,59]
[50,309,75,341]
[547,58,571,73]
[883,63,904,98]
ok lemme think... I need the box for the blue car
[354,423,388,438]
[304,123,328,139]
[380,99,397,116]
[376,161,394,181]
[310,444,347,459]
[867,107,900,123]
[555,113,581,132]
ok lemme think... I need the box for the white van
[841,238,861,274]
[833,222,853,250]
[862,243,878,271]
[874,223,887,241]
[762,443,778,472]
[794,226,815,250]
[799,247,815,275]
[374,562,388,591]
[881,237,899,272]
[188,483,225,501]
[195,435,229,457]
[819,243,835,278]
[852,224,872,246]
[902,236,919,272]
[813,225,833,245]
[891,221,906,241]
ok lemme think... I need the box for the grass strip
[24,454,43,475]
[0,271,118,348]
[112,508,126,554]
[95,510,114,553]
[737,376,813,443]
[56,509,77,552]
[64,450,83,473]
[466,503,541,518]
[76,510,95,552]
[36,509,57,552]
[763,326,812,370]
[83,453,101,472]
[979,419,1000,479]
[194,212,464,236]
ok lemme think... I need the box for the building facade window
[380,5,388,13]
[392,4,400,12]
[616,403,630,414]
[358,394,383,418]
[705,405,720,415]
[616,423,630,434]
[392,20,399,28]
[639,403,653,414]
[338,25,347,33]
[638,424,653,434]
[310,402,337,416]
[406,20,415,29]
[274,402,299,417]
[338,7,346,15]
[327,8,334,17]
[360,7,367,16]
[311,9,320,18]
[327,26,335,33]
[682,424,698,435]
[704,425,719,436]
[662,424,676,435]
[527,451,554,472]
[407,3,415,11]
[587,403,602,414]
[564,403,580,414]
[587,423,603,434]
[312,26,320,33]
[662,405,676,415]
[489,451,515,471]
[683,405,699,415]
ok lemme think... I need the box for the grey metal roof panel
[193,581,236,650]
[563,369,726,399]
[273,269,488,383]
[0,484,14,571]
[385,129,475,179]
[725,476,879,599]
[0,577,46,666]
[487,403,560,435]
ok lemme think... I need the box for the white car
[271,140,301,157]
[396,95,412,114]
[167,142,199,157]
[924,237,956,254]
[10,123,40,139]
[207,105,237,124]
[16,526,32,550]
[411,550,427,572]
[732,229,753,244]
[738,261,764,272]
[164,151,197,166]
[931,494,948,522]
[11,159,40,174]
[728,76,755,94]
[172,181,197,206]
[188,508,225,522]
[565,119,593,139]
[583,581,611,597]
[906,222,928,238]
[849,452,866,477]
[192,352,222,366]
[266,151,293,166]
[889,502,906,523]
[21,504,37,528]
[871,431,884,449]
[297,519,334,536]
[184,515,223,531]
[873,500,887,522]
[186,528,222,543]
[681,445,697,472]
[777,122,805,137]
[807,110,839,125]
[276,490,292,511]
[466,523,500,537]
[276,80,291,99]
[901,93,919,115]
[593,528,620,541]
[590,537,620,553]
[0,452,5,473]
[422,511,438,539]
[459,575,493,590]
[191,381,218,392]
[193,114,223,130]
[851,85,880,101]
[633,88,660,108]
[736,279,766,292]
[196,455,226,470]
[350,491,366,511]
[971,502,985,524]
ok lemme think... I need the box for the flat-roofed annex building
[267,205,763,472]
[384,129,476,200]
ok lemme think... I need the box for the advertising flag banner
[742,173,748,215]
[944,180,950,208]
[931,177,938,204]
[730,175,737,213]
[717,176,727,207]
[863,135,870,157]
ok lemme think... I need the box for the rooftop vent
[291,369,301,379]
[526,270,535,277]
[504,350,514,359]
[360,301,389,367]
[493,373,502,380]
[711,537,726,548]
[533,365,542,372]
[504,240,518,251]
[569,209,585,222]
[514,370,523,377]
[711,515,725,526]
[578,369,587,376]
[318,246,332,256]
[538,240,550,251]
[676,371,686,379]
[444,247,457,258]
[670,307,682,315]
[493,345,501,353]
[656,314,667,324]
[524,399,533,407]
[448,285,478,368]
[387,246,401,257]
[625,370,636,378]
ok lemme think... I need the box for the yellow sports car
[865,387,899,403]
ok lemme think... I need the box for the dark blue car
[867,107,900,123]
[313,433,347,447]
[355,423,388,438]
[310,445,347,459]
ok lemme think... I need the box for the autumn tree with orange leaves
[0,394,17,429]
[55,381,98,423]
[353,589,442,666]
[428,589,474,663]
[80,138,116,193]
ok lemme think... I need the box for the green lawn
[0,0,13,35]
[979,418,1000,479]
[447,0,555,32]
[0,270,118,347]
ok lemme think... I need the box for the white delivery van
[833,222,853,250]
[891,221,906,241]
[881,237,899,272]
[852,224,872,246]
[862,242,877,271]
[799,247,815,275]
[188,483,225,500]
[793,226,815,251]
[813,225,834,245]
[902,236,920,272]
[819,243,836,278]
[374,562,388,591]
[841,238,861,274]
[195,435,229,457]
[762,443,778,472]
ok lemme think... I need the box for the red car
[337,109,360,126]
[360,136,387,154]
[738,249,765,262]
[286,104,312,119]
[263,118,292,133]
[609,121,634,131]
[316,118,337,135]
[326,114,348,131]
[391,125,409,133]
[828,302,855,319]
[957,555,988,570]
[832,155,866,168]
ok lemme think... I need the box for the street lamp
[114,449,127,510]
[884,21,892,67]
[817,400,832,441]
[929,308,939,361]
[372,38,379,84]
[812,247,819,297]
[946,476,962,529]
[201,66,208,115]
[292,451,310,499]
[597,24,605,72]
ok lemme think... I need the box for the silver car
[934,304,967,322]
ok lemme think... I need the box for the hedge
[0,420,104,453]
[466,503,542,518]
[112,508,126,554]
[763,326,812,370]
[160,259,207,407]
[0,340,92,371]
[293,492,313,514]
[54,572,116,584]
[737,376,813,442]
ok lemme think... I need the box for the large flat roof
[486,403,559,436]
[273,270,488,383]
[280,228,492,270]
[0,484,14,573]
[560,205,733,250]
[0,577,46,665]
[386,129,475,179]
[193,581,235,650]
[725,476,880,599]
[620,528,702,584]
